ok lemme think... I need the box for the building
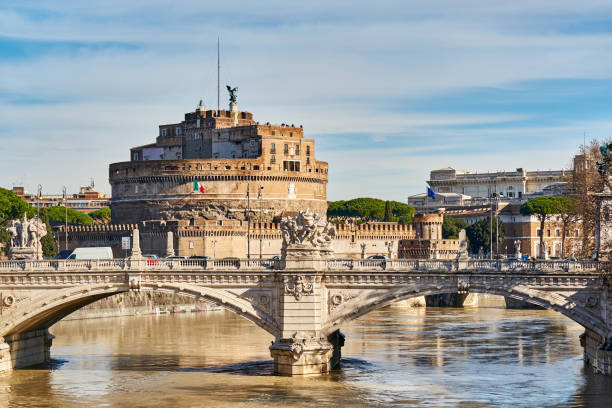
[427,167,568,199]
[409,166,570,211]
[12,184,109,214]
[444,203,583,259]
[110,99,328,224]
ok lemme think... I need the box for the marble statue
[8,214,47,260]
[280,210,336,258]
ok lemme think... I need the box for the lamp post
[246,184,250,259]
[258,186,264,260]
[62,186,68,251]
[36,184,42,259]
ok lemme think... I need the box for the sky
[2,1,612,201]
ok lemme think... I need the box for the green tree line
[327,198,415,225]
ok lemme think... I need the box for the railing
[0,258,602,273]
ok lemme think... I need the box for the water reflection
[0,305,611,407]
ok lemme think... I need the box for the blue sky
[2,1,612,201]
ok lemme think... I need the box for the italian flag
[193,180,205,193]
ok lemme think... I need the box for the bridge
[0,256,610,376]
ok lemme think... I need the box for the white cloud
[1,1,612,200]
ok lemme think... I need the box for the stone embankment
[65,292,221,320]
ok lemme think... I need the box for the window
[284,144,289,154]
[547,229,551,237]
[176,127,181,136]
[296,145,300,155]
[306,146,311,156]
[536,228,541,237]
[306,157,310,165]
[283,160,300,172]
[272,131,275,136]
[189,241,194,248]
[555,228,561,237]
[161,129,166,137]
[250,139,255,147]
[271,155,276,164]
[290,132,293,137]
[132,152,139,161]
[270,143,276,154]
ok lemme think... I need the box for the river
[1,304,611,407]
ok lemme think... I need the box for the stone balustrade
[0,258,601,274]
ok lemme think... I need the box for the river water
[1,304,611,407]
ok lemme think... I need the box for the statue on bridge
[8,214,47,260]
[280,210,336,259]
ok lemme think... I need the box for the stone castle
[54,93,462,259]
[110,98,327,224]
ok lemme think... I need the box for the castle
[54,92,460,259]
[110,99,327,224]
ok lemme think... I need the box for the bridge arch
[1,283,280,339]
[322,282,607,338]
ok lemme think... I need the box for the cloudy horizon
[1,1,612,201]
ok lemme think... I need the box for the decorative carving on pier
[290,342,304,360]
[284,275,314,300]
[457,277,470,294]
[8,214,47,260]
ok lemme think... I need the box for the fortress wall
[54,220,415,259]
[109,159,328,224]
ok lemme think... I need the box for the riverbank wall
[64,292,222,321]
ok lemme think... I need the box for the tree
[569,140,609,258]
[520,196,563,258]
[46,206,93,225]
[39,209,56,258]
[0,187,34,223]
[466,217,504,256]
[442,216,469,239]
[89,207,111,223]
[556,196,578,257]
[327,198,414,224]
[383,201,392,222]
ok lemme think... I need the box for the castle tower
[413,211,443,240]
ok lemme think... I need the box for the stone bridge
[0,257,610,377]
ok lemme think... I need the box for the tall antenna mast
[217,36,220,115]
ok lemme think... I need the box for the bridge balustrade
[0,258,602,273]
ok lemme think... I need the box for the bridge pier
[270,338,334,376]
[0,329,54,373]
[582,329,612,375]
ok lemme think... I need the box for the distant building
[408,166,570,212]
[12,185,109,214]
[427,167,568,199]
